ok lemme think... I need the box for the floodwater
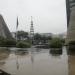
[0,47,74,75]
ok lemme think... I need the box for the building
[66,0,75,44]
[0,15,12,39]
[11,32,16,38]
[40,33,52,37]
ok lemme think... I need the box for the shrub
[4,39,16,47]
[16,41,31,48]
[0,36,5,46]
[49,38,62,48]
[24,40,32,44]
[0,38,16,47]
[69,41,75,45]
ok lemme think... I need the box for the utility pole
[15,16,19,48]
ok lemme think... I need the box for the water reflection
[49,48,62,56]
[0,48,10,66]
[31,51,34,64]
[0,48,10,60]
[15,49,29,56]
[15,49,29,70]
[35,48,42,52]
[0,47,68,75]
[16,55,19,70]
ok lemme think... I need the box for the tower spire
[30,16,34,44]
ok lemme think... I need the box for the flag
[16,17,19,29]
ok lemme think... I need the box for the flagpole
[15,16,19,70]
[16,16,19,45]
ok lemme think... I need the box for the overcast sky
[0,0,67,34]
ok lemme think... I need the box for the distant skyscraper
[66,0,75,44]
[0,15,12,38]
[30,16,34,44]
[66,0,75,26]
[66,0,70,26]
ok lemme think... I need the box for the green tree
[34,33,42,44]
[17,31,28,40]
[49,38,63,48]
[34,33,41,40]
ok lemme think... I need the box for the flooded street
[0,47,72,75]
